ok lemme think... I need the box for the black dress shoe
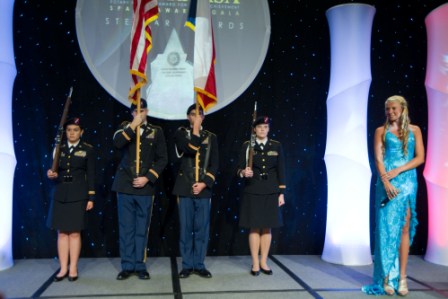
[53,272,68,282]
[116,270,133,280]
[179,269,193,278]
[195,268,212,278]
[68,276,78,282]
[137,270,150,280]
[250,268,260,276]
[260,267,273,275]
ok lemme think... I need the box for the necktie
[69,146,74,153]
[259,143,264,150]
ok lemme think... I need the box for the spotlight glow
[322,3,375,266]
[424,3,448,266]
[0,0,16,271]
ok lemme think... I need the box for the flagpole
[195,93,199,183]
[135,89,141,176]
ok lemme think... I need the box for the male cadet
[173,104,219,278]
[112,99,167,280]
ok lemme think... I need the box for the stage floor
[0,255,447,298]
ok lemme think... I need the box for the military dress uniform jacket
[172,127,219,198]
[112,122,168,196]
[237,139,286,195]
[54,142,96,203]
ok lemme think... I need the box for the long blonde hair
[382,95,411,156]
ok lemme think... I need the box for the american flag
[128,0,159,104]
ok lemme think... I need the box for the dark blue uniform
[47,141,95,231]
[237,139,286,228]
[112,121,167,272]
[173,127,218,271]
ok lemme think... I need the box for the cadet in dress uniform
[237,116,286,276]
[112,99,167,280]
[173,104,219,279]
[47,117,95,282]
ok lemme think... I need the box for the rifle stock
[51,87,73,172]
[247,101,257,168]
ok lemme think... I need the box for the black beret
[186,103,204,115]
[64,117,82,129]
[253,116,270,127]
[130,98,148,111]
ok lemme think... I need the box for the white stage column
[322,3,375,265]
[0,0,16,271]
[423,3,448,266]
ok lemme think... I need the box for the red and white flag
[129,0,159,104]
[186,0,217,111]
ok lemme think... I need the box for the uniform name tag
[74,150,87,157]
[267,151,278,156]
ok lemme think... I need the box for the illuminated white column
[0,0,16,271]
[423,3,448,266]
[322,3,375,265]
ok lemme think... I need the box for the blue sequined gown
[362,129,418,295]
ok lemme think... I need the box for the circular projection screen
[75,0,271,119]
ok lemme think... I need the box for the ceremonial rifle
[51,87,73,172]
[247,101,257,168]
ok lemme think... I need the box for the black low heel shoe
[68,276,78,282]
[250,267,260,276]
[53,272,68,282]
[260,267,273,275]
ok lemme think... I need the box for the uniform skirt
[47,199,88,231]
[239,193,283,229]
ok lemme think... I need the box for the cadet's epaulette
[82,142,93,148]
[148,124,162,131]
[203,130,216,137]
[243,140,250,146]
[269,139,280,144]
[119,121,130,129]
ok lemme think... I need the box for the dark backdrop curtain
[12,0,443,259]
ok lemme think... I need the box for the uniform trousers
[117,193,154,272]
[178,196,211,270]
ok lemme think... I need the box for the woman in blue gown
[362,95,424,296]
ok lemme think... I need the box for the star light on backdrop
[423,2,448,266]
[0,0,16,271]
[322,3,375,265]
